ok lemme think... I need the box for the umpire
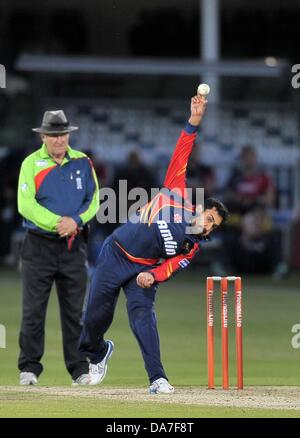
[17,110,99,385]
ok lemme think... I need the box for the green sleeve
[17,161,61,232]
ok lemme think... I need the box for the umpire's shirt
[18,143,99,233]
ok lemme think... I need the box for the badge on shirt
[174,213,182,223]
[21,183,28,192]
[76,177,83,190]
[179,258,190,268]
[35,160,47,167]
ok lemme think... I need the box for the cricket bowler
[79,94,229,393]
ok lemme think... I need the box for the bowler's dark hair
[204,197,229,223]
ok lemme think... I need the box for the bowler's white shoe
[89,340,114,385]
[72,373,90,386]
[20,372,38,386]
[149,378,174,394]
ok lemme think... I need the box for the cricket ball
[197,83,210,97]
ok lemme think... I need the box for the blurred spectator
[84,150,111,187]
[110,149,156,229]
[112,149,157,205]
[88,149,157,269]
[290,204,300,269]
[187,140,216,204]
[225,145,275,216]
[0,148,25,265]
[184,140,218,269]
[213,204,288,278]
[212,146,288,277]
[81,151,112,268]
[0,184,20,262]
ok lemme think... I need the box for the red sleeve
[149,243,200,283]
[163,130,197,193]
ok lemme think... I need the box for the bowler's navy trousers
[79,235,167,383]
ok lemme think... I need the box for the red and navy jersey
[113,122,208,283]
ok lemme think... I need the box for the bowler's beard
[189,221,207,236]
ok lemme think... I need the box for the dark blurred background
[1,0,300,279]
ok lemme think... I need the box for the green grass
[0,395,299,418]
[0,267,299,417]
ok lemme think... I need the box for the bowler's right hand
[189,95,207,126]
[136,272,155,288]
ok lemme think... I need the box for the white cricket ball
[197,83,210,96]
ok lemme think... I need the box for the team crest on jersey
[76,177,83,190]
[174,213,182,223]
[179,258,190,268]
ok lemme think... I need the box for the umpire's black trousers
[18,230,89,380]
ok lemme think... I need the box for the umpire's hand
[136,272,155,288]
[56,216,77,237]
